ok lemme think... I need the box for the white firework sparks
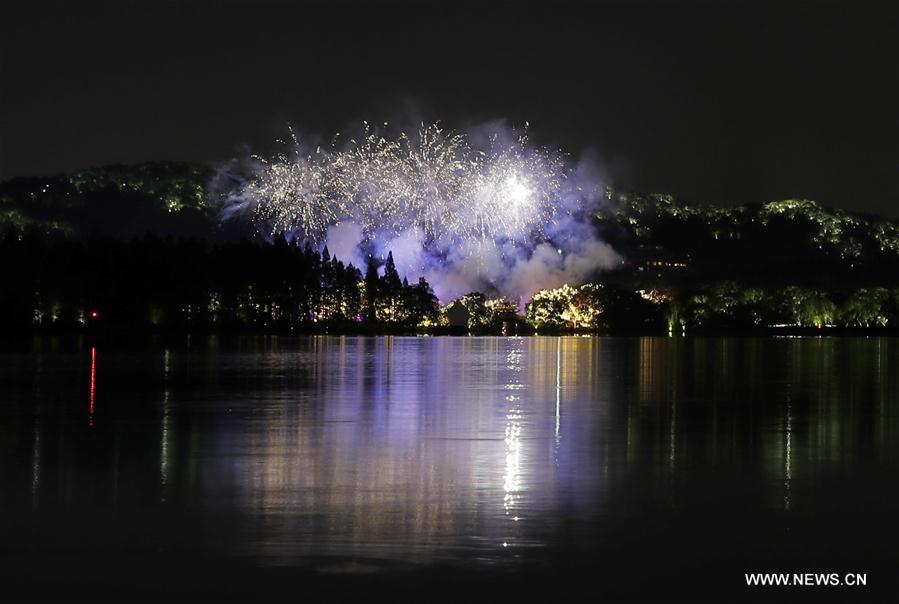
[225,122,578,252]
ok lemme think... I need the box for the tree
[363,256,380,323]
[460,292,490,331]
[485,297,518,326]
[407,277,439,326]
[380,251,403,322]
[526,286,575,331]
[382,251,402,292]
[343,263,363,323]
[841,288,889,327]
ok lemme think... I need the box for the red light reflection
[89,347,96,426]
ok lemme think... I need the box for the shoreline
[7,325,899,342]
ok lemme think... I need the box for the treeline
[559,191,899,332]
[0,230,438,332]
[525,282,899,333]
[440,293,527,334]
[597,193,899,288]
[11,164,899,334]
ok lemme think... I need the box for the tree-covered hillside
[526,191,899,332]
[598,191,899,290]
[5,164,899,332]
[0,162,218,239]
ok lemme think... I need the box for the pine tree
[381,251,403,322]
[320,246,334,320]
[344,263,363,323]
[363,255,380,323]
[303,243,322,322]
[413,277,439,326]
[382,251,402,292]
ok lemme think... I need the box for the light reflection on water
[211,337,589,565]
[3,335,899,580]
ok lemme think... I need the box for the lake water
[1,336,897,602]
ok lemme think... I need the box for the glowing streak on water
[31,423,40,506]
[669,396,677,471]
[89,347,96,427]
[785,398,793,512]
[161,349,171,502]
[555,337,561,444]
[503,340,524,545]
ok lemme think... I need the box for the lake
[1,335,896,602]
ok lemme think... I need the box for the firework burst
[223,121,582,253]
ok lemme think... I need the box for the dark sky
[2,0,897,214]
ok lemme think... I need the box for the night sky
[2,0,897,214]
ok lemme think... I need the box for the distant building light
[89,310,100,319]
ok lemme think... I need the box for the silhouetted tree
[363,256,380,324]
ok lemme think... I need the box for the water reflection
[31,418,40,506]
[160,348,172,502]
[554,337,561,449]
[2,336,899,578]
[503,338,523,538]
[88,346,96,426]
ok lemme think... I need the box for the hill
[0,162,221,239]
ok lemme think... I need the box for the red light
[90,310,99,319]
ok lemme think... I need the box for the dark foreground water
[1,336,898,602]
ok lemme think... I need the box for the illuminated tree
[526,285,577,330]
[485,297,518,326]
[774,286,836,328]
[363,256,380,323]
[459,292,490,331]
[378,251,404,322]
[568,284,603,329]
[407,277,440,327]
[840,288,889,327]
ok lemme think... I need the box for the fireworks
[217,120,618,304]
[223,122,581,252]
